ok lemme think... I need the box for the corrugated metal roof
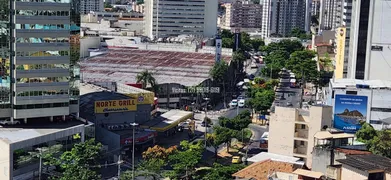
[337,154,391,172]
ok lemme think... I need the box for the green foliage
[232,51,246,65]
[45,139,102,180]
[222,38,234,48]
[166,140,203,179]
[356,123,391,158]
[70,44,80,65]
[286,50,318,82]
[250,38,265,51]
[198,163,246,180]
[219,111,251,131]
[290,27,312,40]
[213,126,239,152]
[104,2,112,8]
[261,50,289,78]
[319,53,333,71]
[136,70,157,90]
[262,39,304,55]
[254,77,266,84]
[250,89,275,113]
[369,130,391,158]
[221,29,234,39]
[136,0,144,5]
[210,61,229,83]
[356,123,377,144]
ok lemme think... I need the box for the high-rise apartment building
[80,0,104,14]
[319,0,343,30]
[261,0,309,38]
[222,1,263,31]
[347,0,391,80]
[144,0,218,39]
[0,0,80,123]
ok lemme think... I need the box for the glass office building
[0,0,80,122]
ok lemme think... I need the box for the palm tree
[136,70,157,90]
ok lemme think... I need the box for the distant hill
[337,109,364,117]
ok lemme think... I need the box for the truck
[259,132,269,150]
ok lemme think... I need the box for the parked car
[232,156,242,164]
[0,120,20,126]
[230,99,238,107]
[238,99,246,108]
[259,132,269,150]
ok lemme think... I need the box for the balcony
[294,129,309,140]
[293,140,307,158]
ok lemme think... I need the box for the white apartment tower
[347,0,391,80]
[319,0,343,30]
[144,0,218,39]
[0,0,80,123]
[80,0,104,14]
[261,0,309,38]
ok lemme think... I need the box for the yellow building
[334,27,346,79]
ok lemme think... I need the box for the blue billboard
[334,94,368,133]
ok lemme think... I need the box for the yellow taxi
[232,156,242,164]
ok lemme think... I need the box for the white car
[230,99,238,107]
[238,99,245,108]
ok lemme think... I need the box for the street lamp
[130,122,138,180]
[203,97,210,148]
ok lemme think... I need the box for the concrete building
[261,0,309,38]
[268,105,333,168]
[325,79,391,131]
[312,0,320,17]
[79,49,232,108]
[222,1,263,32]
[144,0,218,38]
[334,27,347,79]
[337,154,391,180]
[319,0,343,30]
[80,0,104,14]
[312,132,369,179]
[0,120,94,180]
[347,0,391,80]
[0,0,80,124]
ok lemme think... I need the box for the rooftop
[337,154,391,172]
[0,120,85,145]
[141,110,193,132]
[232,159,296,180]
[80,49,232,86]
[331,79,391,89]
[292,169,324,179]
[247,152,304,165]
[314,131,355,140]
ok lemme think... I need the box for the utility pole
[204,98,209,148]
[118,155,121,180]
[130,122,138,180]
[38,148,42,180]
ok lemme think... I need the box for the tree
[104,2,112,8]
[232,51,246,71]
[319,53,333,71]
[206,133,220,161]
[199,163,245,180]
[142,145,178,160]
[286,50,318,81]
[44,139,102,180]
[210,61,229,83]
[262,39,304,55]
[214,126,239,152]
[167,141,203,179]
[261,50,289,78]
[136,70,157,90]
[221,29,234,39]
[356,123,377,145]
[369,130,391,158]
[290,27,311,40]
[250,89,275,114]
[222,37,234,48]
[250,38,265,51]
[136,0,144,5]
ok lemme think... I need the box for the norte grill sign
[94,99,137,113]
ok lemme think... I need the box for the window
[300,141,305,146]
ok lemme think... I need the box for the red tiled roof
[336,148,371,155]
[232,159,295,180]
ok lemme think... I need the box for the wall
[334,27,346,79]
[0,141,11,180]
[95,127,120,153]
[365,0,391,81]
[312,147,346,174]
[341,164,368,180]
[269,107,297,157]
[94,104,151,125]
[306,105,333,168]
[80,37,101,58]
[203,0,218,38]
